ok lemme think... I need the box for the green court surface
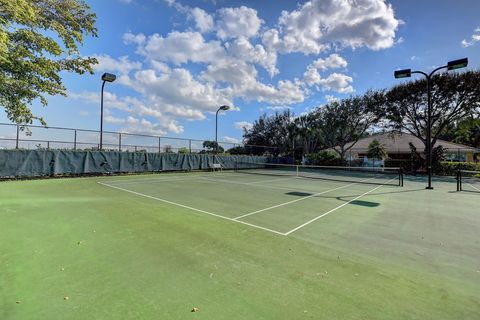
[1,171,479,319]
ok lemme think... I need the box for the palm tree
[367,139,388,167]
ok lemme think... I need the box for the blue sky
[3,0,480,145]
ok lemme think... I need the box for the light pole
[215,105,230,155]
[100,73,116,150]
[394,58,468,189]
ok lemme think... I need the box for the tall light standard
[100,72,116,150]
[394,58,468,189]
[215,105,230,155]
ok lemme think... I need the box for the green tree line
[240,71,480,161]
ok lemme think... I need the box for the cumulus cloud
[234,121,253,131]
[461,27,480,47]
[312,54,348,71]
[266,106,293,111]
[216,6,263,40]
[225,37,278,76]
[262,0,401,54]
[223,136,241,143]
[190,7,214,33]
[202,60,304,105]
[92,55,142,75]
[129,31,225,65]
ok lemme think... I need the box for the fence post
[73,130,77,150]
[189,139,192,153]
[47,141,50,150]
[15,125,19,149]
[135,145,137,152]
[158,137,161,153]
[119,133,122,152]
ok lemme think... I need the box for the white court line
[199,176,313,193]
[102,175,208,185]
[97,181,286,236]
[233,177,376,220]
[244,175,296,185]
[284,178,395,235]
[466,183,480,192]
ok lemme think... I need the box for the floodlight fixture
[101,73,117,82]
[447,58,468,71]
[394,69,412,79]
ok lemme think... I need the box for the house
[325,132,478,163]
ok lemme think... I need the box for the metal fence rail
[0,122,276,154]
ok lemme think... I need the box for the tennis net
[456,170,480,192]
[234,162,403,186]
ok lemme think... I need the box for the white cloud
[303,68,353,93]
[104,115,126,125]
[266,105,292,111]
[223,136,240,143]
[190,7,214,33]
[128,31,225,65]
[262,0,401,54]
[462,27,480,47]
[318,73,354,93]
[202,60,305,105]
[225,37,278,76]
[79,111,90,117]
[325,95,339,103]
[216,6,263,40]
[312,54,348,71]
[234,121,253,131]
[302,54,353,93]
[93,55,142,75]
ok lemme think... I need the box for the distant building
[324,132,478,163]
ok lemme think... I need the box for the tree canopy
[0,0,98,124]
[384,71,480,149]
[242,70,480,159]
[367,139,388,167]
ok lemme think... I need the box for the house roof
[325,132,478,153]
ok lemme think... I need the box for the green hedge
[437,161,480,176]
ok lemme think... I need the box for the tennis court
[99,164,403,235]
[2,166,480,319]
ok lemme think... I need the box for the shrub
[437,161,480,176]
[305,151,346,166]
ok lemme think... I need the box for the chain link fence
[0,123,277,155]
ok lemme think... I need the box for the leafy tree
[178,147,189,154]
[315,90,385,159]
[294,113,323,156]
[202,140,224,153]
[305,151,344,166]
[384,71,480,152]
[453,116,480,148]
[243,110,294,156]
[366,139,387,167]
[0,0,98,124]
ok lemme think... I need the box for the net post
[74,130,77,150]
[15,125,19,149]
[456,170,461,191]
[296,165,299,177]
[399,168,403,187]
